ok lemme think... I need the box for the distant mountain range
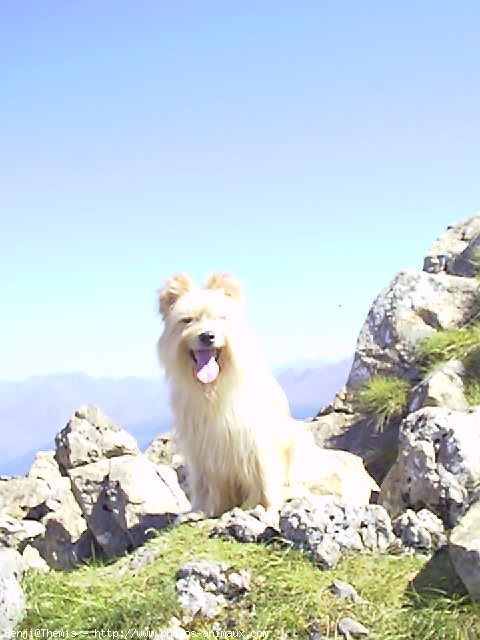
[0,358,351,476]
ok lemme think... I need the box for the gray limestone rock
[347,270,479,389]
[409,360,468,413]
[380,407,480,526]
[55,405,139,471]
[423,215,480,276]
[392,509,447,551]
[175,561,250,623]
[449,500,480,601]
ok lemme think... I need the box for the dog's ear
[158,274,192,316]
[205,273,243,304]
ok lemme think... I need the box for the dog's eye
[181,317,193,325]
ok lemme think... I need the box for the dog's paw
[174,510,206,526]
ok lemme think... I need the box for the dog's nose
[199,331,215,346]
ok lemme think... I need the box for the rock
[70,454,190,558]
[423,215,480,276]
[449,500,480,600]
[25,467,93,570]
[145,434,189,499]
[0,549,25,637]
[392,509,447,551]
[0,576,25,637]
[279,495,395,569]
[116,544,163,575]
[22,545,50,573]
[347,270,479,388]
[329,579,365,603]
[145,433,176,465]
[380,407,480,526]
[296,447,379,506]
[28,450,63,485]
[0,476,50,520]
[210,506,279,543]
[34,494,94,570]
[308,412,399,484]
[409,360,468,413]
[175,561,250,623]
[0,515,45,550]
[55,405,140,471]
[313,538,341,570]
[0,548,25,581]
[154,618,188,640]
[338,616,369,638]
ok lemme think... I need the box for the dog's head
[157,273,246,386]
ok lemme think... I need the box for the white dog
[157,272,376,518]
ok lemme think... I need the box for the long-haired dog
[157,273,376,518]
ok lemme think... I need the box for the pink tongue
[194,350,219,383]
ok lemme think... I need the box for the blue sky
[1,1,479,381]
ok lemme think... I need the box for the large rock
[0,515,45,550]
[380,407,480,526]
[55,405,139,471]
[0,476,50,520]
[347,270,479,388]
[296,447,379,506]
[408,360,468,413]
[12,449,93,570]
[32,475,93,570]
[69,454,190,558]
[0,549,25,637]
[308,411,399,484]
[449,500,480,600]
[28,450,64,486]
[423,215,480,276]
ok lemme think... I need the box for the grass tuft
[417,324,480,373]
[356,375,410,429]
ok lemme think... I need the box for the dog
[157,272,378,518]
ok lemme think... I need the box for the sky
[1,1,479,381]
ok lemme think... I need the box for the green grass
[465,379,480,406]
[20,524,480,640]
[417,323,480,406]
[356,375,410,429]
[417,324,480,373]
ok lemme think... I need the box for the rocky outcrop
[212,496,397,570]
[279,496,395,569]
[55,406,140,471]
[380,407,480,527]
[69,454,189,558]
[347,270,479,388]
[309,215,480,486]
[423,215,480,276]
[0,406,190,570]
[449,500,480,601]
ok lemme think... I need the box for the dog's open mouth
[191,349,220,384]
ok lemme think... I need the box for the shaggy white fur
[157,272,309,517]
[157,272,377,517]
